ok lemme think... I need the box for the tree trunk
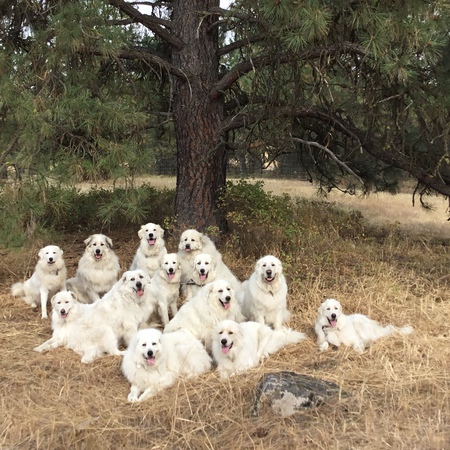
[172,0,227,232]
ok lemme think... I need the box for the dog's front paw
[319,341,329,352]
[33,346,43,352]
[127,393,139,402]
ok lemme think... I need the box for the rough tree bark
[171,0,227,231]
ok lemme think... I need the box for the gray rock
[252,371,345,417]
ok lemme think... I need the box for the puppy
[212,319,306,378]
[315,298,413,353]
[34,291,91,352]
[66,234,120,304]
[164,279,244,350]
[11,245,67,319]
[240,255,290,329]
[148,253,181,327]
[66,270,155,363]
[177,229,242,294]
[130,223,167,277]
[122,328,212,402]
[181,253,216,301]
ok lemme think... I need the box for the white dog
[11,245,67,319]
[164,279,244,349]
[122,328,212,402]
[315,298,413,353]
[240,255,290,329]
[34,291,91,352]
[66,234,120,304]
[148,253,181,327]
[130,223,167,277]
[66,270,155,363]
[177,229,242,294]
[181,253,217,301]
[212,320,306,378]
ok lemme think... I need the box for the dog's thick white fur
[164,279,244,349]
[181,253,217,302]
[147,253,181,327]
[315,298,413,353]
[66,270,155,363]
[177,229,242,294]
[34,291,91,352]
[240,255,290,329]
[130,223,167,277]
[11,245,67,319]
[122,328,212,402]
[212,319,306,378]
[66,234,120,304]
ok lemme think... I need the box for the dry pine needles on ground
[1,218,450,450]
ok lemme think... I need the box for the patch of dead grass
[2,182,450,449]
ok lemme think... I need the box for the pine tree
[1,0,449,232]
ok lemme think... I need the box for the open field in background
[1,176,450,449]
[79,175,450,239]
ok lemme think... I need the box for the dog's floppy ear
[105,236,113,248]
[121,271,129,282]
[68,290,77,301]
[317,303,325,315]
[156,224,164,238]
[138,226,145,240]
[38,248,45,259]
[50,294,58,306]
[205,282,216,298]
[83,235,93,246]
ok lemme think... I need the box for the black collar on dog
[183,279,199,286]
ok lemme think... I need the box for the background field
[1,179,450,449]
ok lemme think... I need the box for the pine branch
[210,42,366,99]
[89,47,189,81]
[108,0,183,50]
[291,137,365,186]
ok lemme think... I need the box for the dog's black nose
[95,249,101,254]
[147,350,153,357]
[61,309,66,314]
[221,338,228,346]
[136,281,142,289]
[185,244,190,249]
[331,313,336,319]
[200,269,205,274]
[149,233,154,238]
[169,268,174,273]
[225,296,231,302]
[48,257,54,262]
[266,269,272,276]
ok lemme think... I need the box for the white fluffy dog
[181,253,217,301]
[34,291,91,352]
[177,229,242,294]
[164,279,244,349]
[66,270,155,363]
[11,245,67,319]
[122,328,212,402]
[66,234,120,304]
[240,255,290,329]
[315,298,413,353]
[148,253,181,327]
[212,320,306,378]
[130,223,167,277]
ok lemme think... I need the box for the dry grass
[2,180,450,449]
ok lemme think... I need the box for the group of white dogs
[11,224,413,402]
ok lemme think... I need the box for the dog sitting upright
[11,245,67,319]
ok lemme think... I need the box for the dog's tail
[265,327,307,355]
[11,282,25,298]
[397,325,413,336]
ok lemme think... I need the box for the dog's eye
[152,342,157,346]
[229,331,233,335]
[326,307,330,310]
[219,331,223,334]
[218,289,223,293]
[130,277,135,281]
[57,301,61,304]
[142,343,147,347]
[205,262,209,265]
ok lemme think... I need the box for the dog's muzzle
[94,249,102,260]
[221,338,233,354]
[144,349,155,365]
[134,281,145,297]
[220,296,231,309]
[264,271,276,282]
